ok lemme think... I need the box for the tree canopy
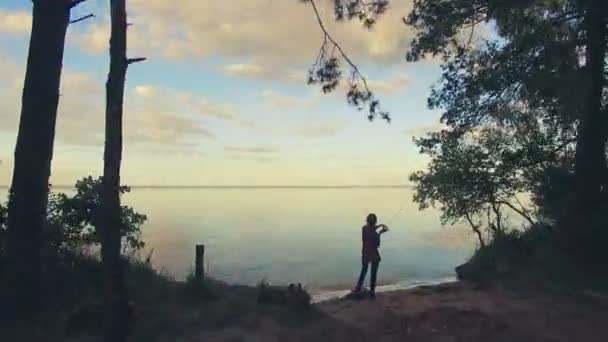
[404,0,607,247]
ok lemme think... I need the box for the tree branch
[70,0,89,9]
[70,14,95,24]
[309,0,370,93]
[465,212,485,248]
[126,57,147,65]
[306,0,389,122]
[498,200,536,227]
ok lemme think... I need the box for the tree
[98,1,145,341]
[409,120,567,246]
[1,176,145,259]
[404,0,607,254]
[48,176,146,255]
[4,0,93,318]
[573,0,608,245]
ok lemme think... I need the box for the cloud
[295,120,348,138]
[176,93,237,121]
[221,63,265,78]
[219,63,304,83]
[74,0,416,68]
[127,85,219,146]
[223,145,278,154]
[0,10,31,35]
[225,155,277,163]
[402,123,446,138]
[366,75,410,94]
[335,73,411,97]
[0,52,222,153]
[260,89,319,110]
[223,144,280,163]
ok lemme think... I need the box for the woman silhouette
[354,213,388,298]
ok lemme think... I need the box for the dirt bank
[319,281,608,342]
[23,280,608,341]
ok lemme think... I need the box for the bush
[456,223,608,291]
[456,224,553,284]
[0,176,148,308]
[257,280,311,310]
[0,176,146,260]
[182,272,224,302]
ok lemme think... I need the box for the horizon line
[0,184,413,190]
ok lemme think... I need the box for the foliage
[403,0,599,247]
[0,176,146,259]
[303,0,391,122]
[410,127,535,245]
[52,176,146,254]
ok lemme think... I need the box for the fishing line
[384,205,405,226]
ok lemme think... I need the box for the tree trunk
[100,0,129,341]
[571,1,607,249]
[465,212,485,248]
[4,0,70,318]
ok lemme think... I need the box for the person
[354,213,389,298]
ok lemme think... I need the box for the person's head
[366,213,377,226]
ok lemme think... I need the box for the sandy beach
[144,281,608,342]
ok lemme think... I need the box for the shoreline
[315,280,608,342]
[311,276,458,303]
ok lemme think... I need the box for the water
[0,187,475,295]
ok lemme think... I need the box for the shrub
[0,176,146,260]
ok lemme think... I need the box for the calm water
[1,187,475,294]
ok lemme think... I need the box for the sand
[317,281,608,342]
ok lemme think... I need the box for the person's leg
[370,260,379,296]
[355,258,369,291]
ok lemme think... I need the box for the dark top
[361,225,381,262]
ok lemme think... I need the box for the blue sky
[0,0,448,186]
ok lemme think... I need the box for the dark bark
[568,1,607,256]
[574,2,607,209]
[465,212,485,248]
[100,0,129,341]
[4,0,70,318]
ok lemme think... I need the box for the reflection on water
[0,187,475,293]
[125,187,474,292]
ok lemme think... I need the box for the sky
[0,0,448,187]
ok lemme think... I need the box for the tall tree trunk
[566,0,608,266]
[100,0,129,340]
[4,0,70,318]
[572,1,607,239]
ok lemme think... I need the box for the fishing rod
[385,207,404,225]
[379,205,406,233]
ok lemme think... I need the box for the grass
[0,252,324,342]
[457,224,608,293]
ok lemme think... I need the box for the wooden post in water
[195,244,205,282]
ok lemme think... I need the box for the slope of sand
[318,281,608,342]
[57,281,608,342]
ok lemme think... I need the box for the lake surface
[1,187,475,295]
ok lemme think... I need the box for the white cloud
[0,10,31,35]
[0,53,224,152]
[223,145,278,154]
[367,75,410,94]
[260,89,319,110]
[74,0,416,68]
[225,155,277,163]
[222,63,265,78]
[219,63,305,83]
[295,120,348,138]
[402,123,446,138]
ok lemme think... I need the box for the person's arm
[375,224,389,234]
